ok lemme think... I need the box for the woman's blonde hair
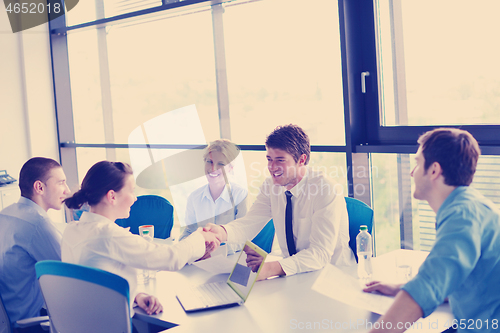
[203,139,240,165]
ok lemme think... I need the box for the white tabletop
[134,249,453,333]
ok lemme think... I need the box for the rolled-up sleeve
[108,227,206,271]
[402,205,481,317]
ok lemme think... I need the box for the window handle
[361,71,370,93]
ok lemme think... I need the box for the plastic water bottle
[141,230,156,279]
[356,225,373,281]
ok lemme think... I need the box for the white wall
[0,9,31,177]
[0,10,63,222]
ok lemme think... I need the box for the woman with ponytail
[62,161,220,319]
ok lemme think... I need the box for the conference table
[134,248,454,333]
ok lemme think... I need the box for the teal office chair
[345,197,374,262]
[0,292,49,333]
[251,220,275,253]
[35,261,131,333]
[116,195,174,239]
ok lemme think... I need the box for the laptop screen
[227,241,267,301]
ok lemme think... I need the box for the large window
[377,0,500,127]
[224,0,345,145]
[52,0,500,254]
[67,7,219,145]
[56,0,348,235]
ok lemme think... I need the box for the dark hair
[265,124,310,164]
[19,157,62,199]
[418,128,480,186]
[64,161,133,209]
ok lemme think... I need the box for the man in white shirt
[204,125,355,280]
[0,157,70,329]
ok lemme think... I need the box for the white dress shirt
[61,212,205,314]
[224,168,355,276]
[180,182,247,254]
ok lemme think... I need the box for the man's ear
[33,180,44,195]
[429,162,443,180]
[298,154,307,166]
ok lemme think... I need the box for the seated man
[0,157,70,329]
[205,125,355,280]
[364,128,500,333]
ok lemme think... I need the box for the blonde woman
[179,140,248,255]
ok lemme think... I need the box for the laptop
[176,240,268,312]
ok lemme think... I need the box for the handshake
[194,224,264,276]
[195,223,228,261]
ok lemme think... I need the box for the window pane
[224,0,345,145]
[106,8,219,144]
[65,0,163,27]
[65,1,97,27]
[370,154,401,255]
[67,29,106,144]
[68,7,220,145]
[104,0,161,19]
[377,0,500,126]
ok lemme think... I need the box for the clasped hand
[196,226,222,260]
[243,245,263,273]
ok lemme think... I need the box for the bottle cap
[360,225,368,231]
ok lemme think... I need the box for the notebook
[176,240,268,312]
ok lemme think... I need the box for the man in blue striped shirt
[364,128,500,333]
[0,157,70,330]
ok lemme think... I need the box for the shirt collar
[436,186,467,226]
[18,196,48,217]
[79,211,113,224]
[287,167,310,198]
[202,183,231,203]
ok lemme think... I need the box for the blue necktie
[285,191,296,256]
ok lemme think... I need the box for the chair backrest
[251,220,275,253]
[115,195,174,239]
[345,197,374,262]
[0,292,12,333]
[35,261,131,333]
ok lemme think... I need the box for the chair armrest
[40,321,51,331]
[16,315,50,328]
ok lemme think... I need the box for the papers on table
[312,263,394,315]
[192,250,283,275]
[192,254,238,274]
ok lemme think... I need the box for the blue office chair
[0,292,49,333]
[251,220,275,253]
[35,261,131,333]
[345,197,374,262]
[116,195,174,239]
